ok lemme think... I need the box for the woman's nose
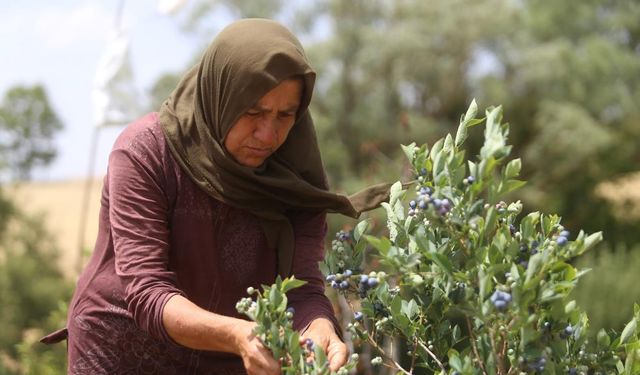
[254,116,277,145]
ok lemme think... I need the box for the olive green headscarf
[159,19,391,277]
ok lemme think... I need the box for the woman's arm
[162,294,279,375]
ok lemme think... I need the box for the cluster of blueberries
[408,186,455,217]
[335,230,350,242]
[525,356,547,373]
[326,270,352,290]
[325,270,381,298]
[490,290,512,311]
[356,273,379,298]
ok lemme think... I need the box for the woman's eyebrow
[251,104,299,112]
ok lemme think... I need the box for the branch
[466,316,489,375]
[416,340,447,373]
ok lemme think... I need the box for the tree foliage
[0,84,69,374]
[0,85,63,181]
[175,0,640,249]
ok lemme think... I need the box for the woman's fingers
[241,336,280,375]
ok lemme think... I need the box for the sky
[0,0,214,181]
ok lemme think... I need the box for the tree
[0,83,69,374]
[0,85,63,181]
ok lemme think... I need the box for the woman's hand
[232,320,281,375]
[300,317,348,371]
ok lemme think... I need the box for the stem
[416,340,446,372]
[466,317,489,375]
[488,327,505,375]
[409,336,418,373]
[365,332,411,375]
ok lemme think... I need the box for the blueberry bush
[238,102,640,374]
[236,276,358,375]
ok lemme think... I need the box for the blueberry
[409,200,417,209]
[420,167,427,176]
[418,200,428,210]
[367,277,379,288]
[331,280,339,289]
[560,230,570,238]
[490,290,512,310]
[502,292,512,303]
[467,175,475,183]
[344,269,353,277]
[519,243,528,253]
[564,325,573,335]
[286,307,295,314]
[305,338,314,350]
[336,230,350,242]
[568,368,577,375]
[359,274,369,284]
[556,236,568,246]
[509,224,516,235]
[339,280,349,290]
[408,208,415,216]
[494,300,508,310]
[326,274,336,282]
[441,199,451,209]
[433,198,442,208]
[354,311,364,321]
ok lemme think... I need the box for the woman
[43,19,389,374]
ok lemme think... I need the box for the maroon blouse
[50,113,338,374]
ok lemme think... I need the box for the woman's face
[224,78,302,168]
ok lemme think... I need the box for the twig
[488,327,505,375]
[466,316,489,375]
[365,333,411,375]
[416,340,447,372]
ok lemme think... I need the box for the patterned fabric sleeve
[107,123,186,342]
[286,211,341,334]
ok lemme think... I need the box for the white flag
[158,0,187,15]
[92,27,140,127]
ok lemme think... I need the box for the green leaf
[269,285,283,309]
[353,220,370,243]
[401,299,419,319]
[281,277,307,294]
[365,235,392,256]
[597,328,611,348]
[463,99,478,123]
[448,349,463,371]
[401,142,417,163]
[504,158,521,179]
[498,179,526,195]
[428,251,455,277]
[525,253,543,285]
[381,202,399,241]
[480,106,506,160]
[455,119,468,147]
[620,317,637,344]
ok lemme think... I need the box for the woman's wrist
[162,294,252,354]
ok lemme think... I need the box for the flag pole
[75,0,127,275]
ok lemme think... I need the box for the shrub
[241,101,640,374]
